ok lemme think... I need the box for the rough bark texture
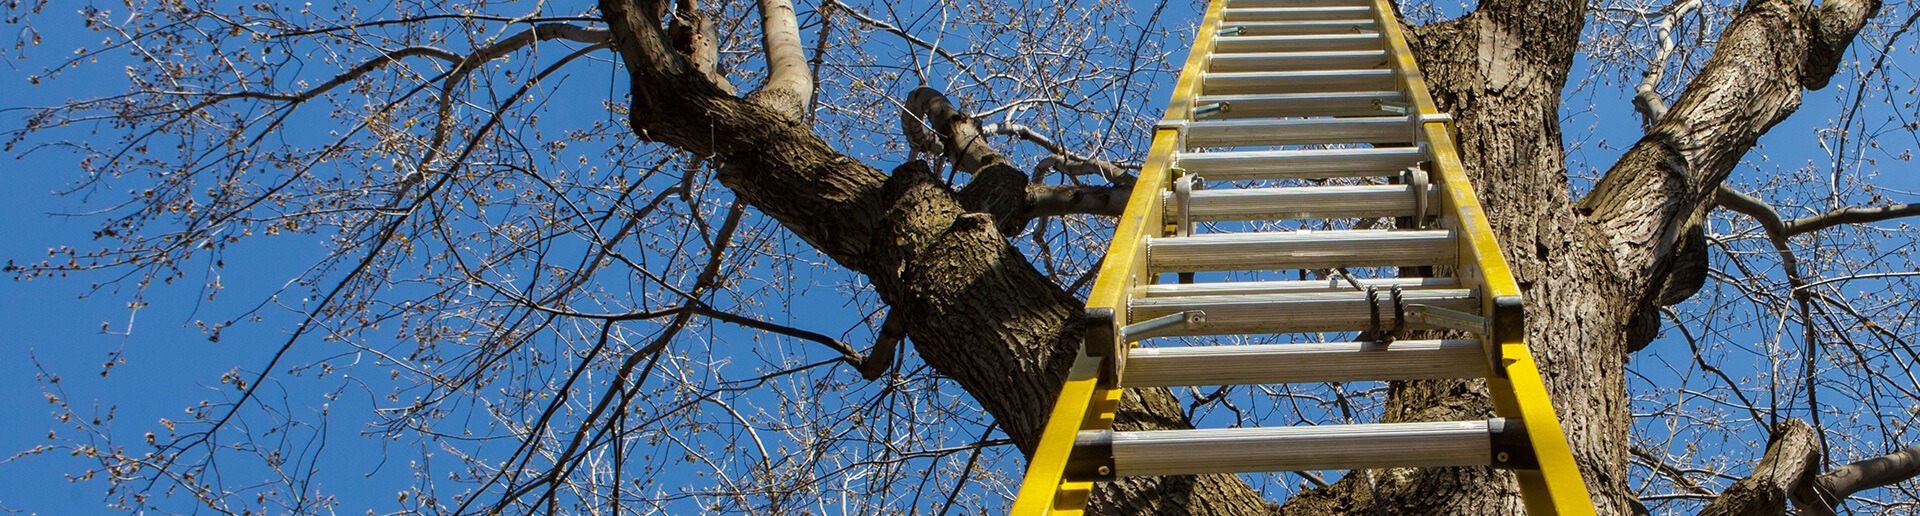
[598,0,1276,512]
[594,0,1883,512]
[1700,421,1821,516]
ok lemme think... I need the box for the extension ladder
[1010,0,1595,513]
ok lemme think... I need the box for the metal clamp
[1414,112,1455,143]
[1402,166,1431,229]
[1173,172,1200,237]
[1363,286,1406,343]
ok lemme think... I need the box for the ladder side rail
[1011,129,1181,513]
[1015,0,1227,507]
[1160,0,1229,127]
[1425,127,1595,515]
[1372,2,1597,514]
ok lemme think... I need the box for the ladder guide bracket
[1121,310,1207,343]
[1489,295,1525,378]
[1405,303,1486,335]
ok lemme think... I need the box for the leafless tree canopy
[4,0,1920,513]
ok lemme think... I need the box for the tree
[5,0,1920,513]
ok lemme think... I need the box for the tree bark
[597,0,1277,512]
[595,0,1889,513]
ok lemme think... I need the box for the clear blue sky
[3,1,1916,514]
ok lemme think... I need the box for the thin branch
[1633,0,1704,127]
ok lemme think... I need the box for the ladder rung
[1123,339,1489,387]
[1090,420,1499,477]
[1215,33,1382,53]
[1202,69,1397,96]
[1196,91,1406,118]
[1221,6,1375,22]
[1208,50,1390,73]
[1167,184,1437,222]
[1184,116,1412,147]
[1147,229,1453,272]
[1226,0,1373,8]
[1142,276,1460,297]
[1214,20,1379,36]
[1175,146,1426,180]
[1129,288,1477,336]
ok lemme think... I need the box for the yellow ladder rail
[1010,0,1595,512]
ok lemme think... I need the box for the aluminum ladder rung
[1079,420,1516,477]
[1214,33,1382,53]
[1195,91,1406,118]
[1202,69,1397,96]
[1208,50,1390,72]
[1224,0,1373,8]
[1167,184,1436,222]
[1016,0,1598,509]
[1214,20,1379,36]
[1146,229,1453,272]
[1123,339,1490,387]
[1129,288,1477,336]
[1221,6,1375,22]
[1184,116,1412,147]
[1142,276,1460,297]
[1175,146,1425,180]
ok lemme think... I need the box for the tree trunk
[594,0,1881,512]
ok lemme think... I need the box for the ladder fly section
[1011,0,1595,513]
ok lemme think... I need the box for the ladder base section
[1068,419,1531,478]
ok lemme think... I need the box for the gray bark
[592,0,1900,513]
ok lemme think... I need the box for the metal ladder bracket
[1405,303,1485,335]
[1121,310,1207,343]
[1084,308,1123,387]
[1489,417,1540,469]
[1489,295,1525,378]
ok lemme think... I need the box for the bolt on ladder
[1010,0,1595,513]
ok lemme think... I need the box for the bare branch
[1023,183,1130,218]
[1632,0,1703,127]
[982,122,1135,184]
[749,0,812,117]
[1795,443,1920,515]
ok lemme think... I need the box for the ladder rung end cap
[1488,417,1540,470]
[1066,430,1117,482]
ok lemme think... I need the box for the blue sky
[3,0,1919,514]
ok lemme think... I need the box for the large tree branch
[1699,420,1821,516]
[1577,0,1879,299]
[596,2,1274,511]
[1717,183,1920,237]
[1795,443,1920,515]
